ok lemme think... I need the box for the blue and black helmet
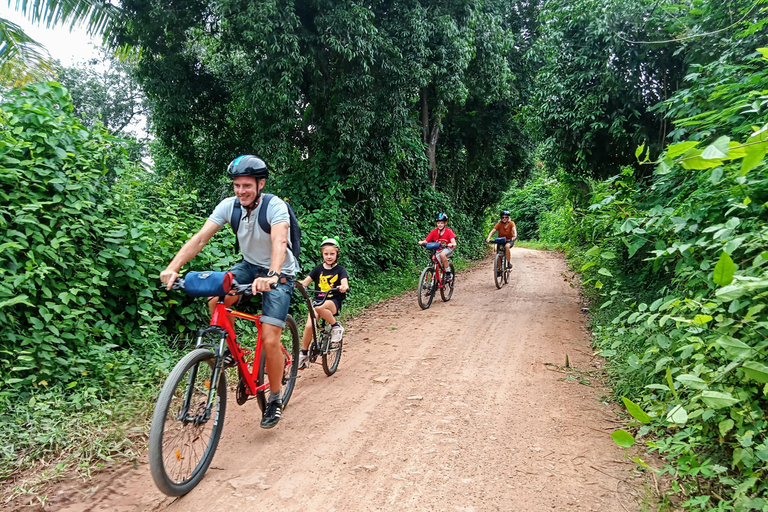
[501,210,510,218]
[435,212,448,222]
[227,155,269,180]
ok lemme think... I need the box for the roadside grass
[515,239,568,251]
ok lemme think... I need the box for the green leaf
[719,418,735,437]
[611,429,635,448]
[585,245,601,257]
[701,136,730,159]
[667,404,688,424]
[675,374,708,390]
[665,141,699,159]
[716,285,746,301]
[701,391,739,409]
[758,48,768,59]
[600,251,616,260]
[742,361,768,383]
[716,336,752,359]
[621,397,651,424]
[692,314,712,325]
[741,141,768,174]
[597,268,612,277]
[635,142,645,159]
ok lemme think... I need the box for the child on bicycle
[418,213,457,281]
[298,238,350,369]
[486,210,517,268]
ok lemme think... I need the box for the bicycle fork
[179,327,228,424]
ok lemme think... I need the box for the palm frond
[9,0,123,39]
[0,17,56,87]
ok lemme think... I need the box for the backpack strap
[257,193,274,234]
[230,198,242,253]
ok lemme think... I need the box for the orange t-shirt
[494,221,516,240]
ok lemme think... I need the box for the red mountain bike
[148,274,299,496]
[417,242,455,309]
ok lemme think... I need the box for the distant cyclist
[159,155,298,429]
[298,238,350,369]
[418,213,457,281]
[486,210,517,268]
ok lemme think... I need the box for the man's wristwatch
[266,270,279,278]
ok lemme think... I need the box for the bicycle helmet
[227,155,269,180]
[320,238,340,250]
[501,210,510,218]
[435,212,448,222]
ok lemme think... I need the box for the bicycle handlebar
[307,287,342,306]
[161,278,277,295]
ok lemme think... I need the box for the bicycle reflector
[184,271,234,297]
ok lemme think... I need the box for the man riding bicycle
[486,210,517,268]
[418,213,457,282]
[160,155,298,429]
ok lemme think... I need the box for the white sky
[1,6,102,66]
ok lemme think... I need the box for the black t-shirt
[308,264,349,303]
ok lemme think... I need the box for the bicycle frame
[190,297,290,418]
[430,252,447,289]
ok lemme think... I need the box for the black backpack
[230,194,302,263]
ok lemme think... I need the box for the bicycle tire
[149,348,226,496]
[494,253,504,289]
[504,257,511,284]
[321,330,343,376]
[440,262,455,301]
[256,314,300,412]
[418,266,436,310]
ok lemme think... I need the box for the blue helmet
[227,155,268,180]
[435,212,448,222]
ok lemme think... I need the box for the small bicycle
[296,283,343,376]
[148,272,300,496]
[417,242,455,309]
[489,237,513,289]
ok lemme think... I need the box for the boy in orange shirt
[486,210,517,268]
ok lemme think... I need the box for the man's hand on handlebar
[253,275,279,293]
[160,269,180,291]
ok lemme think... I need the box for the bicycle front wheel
[322,331,343,376]
[257,314,300,411]
[504,257,511,284]
[418,266,436,310]
[149,348,226,496]
[440,262,455,302]
[494,253,504,289]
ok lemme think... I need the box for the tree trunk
[421,88,442,190]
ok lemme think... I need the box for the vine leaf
[713,252,736,286]
[622,397,651,424]
[611,429,635,448]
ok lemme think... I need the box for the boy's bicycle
[148,272,300,496]
[296,283,343,376]
[417,242,455,310]
[489,237,513,289]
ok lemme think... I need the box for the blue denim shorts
[229,260,294,329]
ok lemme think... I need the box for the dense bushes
[0,83,230,406]
[530,51,768,509]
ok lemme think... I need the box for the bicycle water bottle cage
[184,271,234,297]
[493,237,506,245]
[425,242,441,251]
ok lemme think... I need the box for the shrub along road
[41,248,648,511]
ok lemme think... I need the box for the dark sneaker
[222,350,236,368]
[260,399,283,429]
[445,271,453,283]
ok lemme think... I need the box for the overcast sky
[2,6,102,66]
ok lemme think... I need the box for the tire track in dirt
[39,248,645,512]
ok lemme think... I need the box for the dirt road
[48,248,646,511]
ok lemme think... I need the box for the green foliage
[546,51,768,508]
[0,83,229,401]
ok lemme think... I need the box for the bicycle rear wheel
[494,253,505,289]
[149,348,226,496]
[322,331,343,376]
[418,266,437,310]
[256,314,300,412]
[440,263,455,301]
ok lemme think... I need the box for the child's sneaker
[298,352,308,369]
[331,323,344,342]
